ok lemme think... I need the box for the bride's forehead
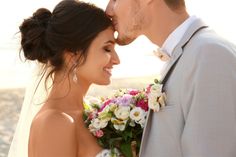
[92,28,115,44]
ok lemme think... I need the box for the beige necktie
[153,48,171,61]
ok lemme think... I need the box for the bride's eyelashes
[104,47,111,52]
[103,46,113,53]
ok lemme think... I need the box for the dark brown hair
[19,0,112,85]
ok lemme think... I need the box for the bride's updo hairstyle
[19,0,112,81]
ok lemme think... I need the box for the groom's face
[106,0,145,45]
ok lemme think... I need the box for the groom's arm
[181,42,236,157]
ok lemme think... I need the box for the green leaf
[120,142,132,157]
[122,130,132,141]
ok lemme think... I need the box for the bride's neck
[46,71,90,111]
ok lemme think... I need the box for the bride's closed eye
[103,46,113,53]
[104,47,111,52]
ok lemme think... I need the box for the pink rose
[88,112,96,120]
[136,99,149,111]
[95,130,104,138]
[99,99,112,112]
[146,84,152,94]
[129,90,140,96]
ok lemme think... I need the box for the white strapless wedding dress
[96,149,112,157]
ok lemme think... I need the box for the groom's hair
[164,0,186,10]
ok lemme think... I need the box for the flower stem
[131,141,137,157]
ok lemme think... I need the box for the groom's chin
[115,36,136,46]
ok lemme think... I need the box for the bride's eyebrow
[104,40,115,44]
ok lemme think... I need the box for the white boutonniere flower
[147,79,167,112]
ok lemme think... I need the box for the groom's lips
[112,21,118,30]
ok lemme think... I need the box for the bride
[8,0,120,156]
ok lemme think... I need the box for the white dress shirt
[161,16,198,56]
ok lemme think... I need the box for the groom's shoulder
[191,28,235,47]
[182,29,236,66]
[186,28,236,55]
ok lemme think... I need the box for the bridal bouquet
[83,88,149,157]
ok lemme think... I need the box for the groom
[106,0,236,156]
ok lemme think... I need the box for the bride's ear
[63,51,78,69]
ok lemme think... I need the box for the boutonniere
[147,79,167,112]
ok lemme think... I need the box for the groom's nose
[105,0,114,17]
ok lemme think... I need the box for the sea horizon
[0,41,164,90]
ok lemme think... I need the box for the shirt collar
[160,15,198,56]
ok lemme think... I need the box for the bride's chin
[101,80,111,85]
[95,79,111,86]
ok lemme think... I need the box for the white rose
[139,117,146,128]
[85,96,102,105]
[114,106,130,120]
[91,118,108,129]
[150,84,162,97]
[88,124,97,133]
[148,94,160,112]
[111,118,127,131]
[130,107,146,122]
[113,123,126,131]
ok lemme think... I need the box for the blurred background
[0,0,236,156]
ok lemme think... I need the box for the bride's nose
[111,50,120,65]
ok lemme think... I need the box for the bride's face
[77,27,120,85]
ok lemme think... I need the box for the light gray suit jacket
[139,19,236,157]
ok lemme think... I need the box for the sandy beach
[0,88,25,157]
[0,76,157,157]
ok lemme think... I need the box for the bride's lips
[104,67,112,76]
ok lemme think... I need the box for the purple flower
[116,94,134,106]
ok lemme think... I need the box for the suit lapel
[140,19,208,155]
[139,106,152,154]
[159,46,183,83]
[160,19,208,84]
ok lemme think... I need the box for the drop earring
[73,67,78,83]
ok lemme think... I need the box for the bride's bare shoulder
[29,109,78,156]
[31,109,76,132]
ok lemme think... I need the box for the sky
[0,0,236,89]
